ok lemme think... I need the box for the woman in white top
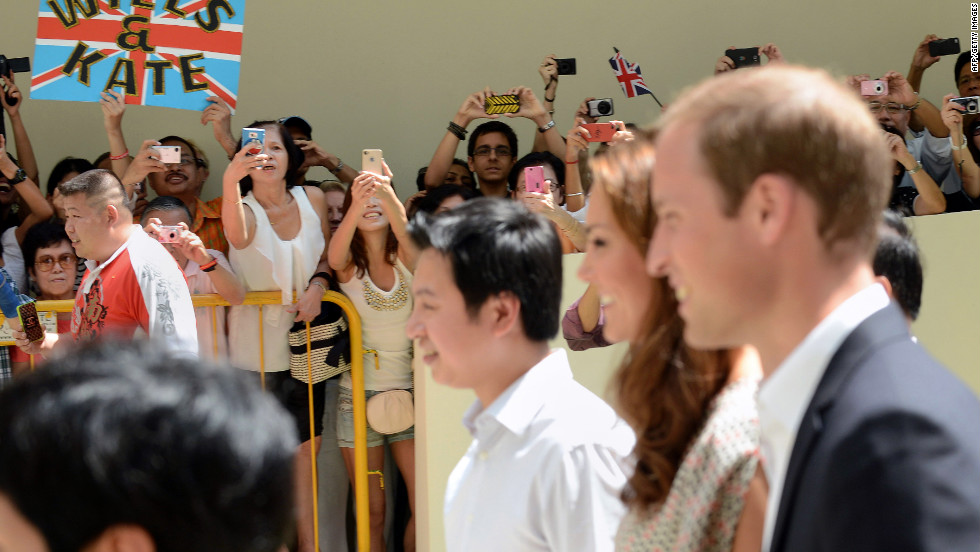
[328,163,419,552]
[221,121,331,552]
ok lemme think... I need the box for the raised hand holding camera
[121,139,167,186]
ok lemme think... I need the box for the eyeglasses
[868,102,909,114]
[472,146,513,158]
[35,253,77,272]
[163,158,206,170]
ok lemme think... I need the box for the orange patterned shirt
[193,196,228,256]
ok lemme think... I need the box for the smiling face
[147,139,204,200]
[646,123,762,349]
[578,184,655,344]
[355,196,389,232]
[62,193,111,263]
[407,249,493,390]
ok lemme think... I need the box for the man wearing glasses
[424,88,565,198]
[121,135,230,254]
[854,71,971,212]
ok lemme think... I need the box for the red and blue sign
[30,0,245,112]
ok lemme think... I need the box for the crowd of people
[0,33,977,552]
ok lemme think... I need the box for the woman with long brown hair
[577,137,766,552]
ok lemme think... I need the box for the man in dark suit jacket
[645,64,980,552]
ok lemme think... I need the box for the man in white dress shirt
[406,198,634,552]
[645,65,980,552]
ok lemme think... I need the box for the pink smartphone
[523,166,545,193]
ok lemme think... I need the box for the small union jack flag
[608,48,652,99]
[30,0,245,112]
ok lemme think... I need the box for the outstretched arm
[423,89,496,189]
[1,75,38,183]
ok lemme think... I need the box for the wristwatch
[7,168,27,185]
[538,120,556,133]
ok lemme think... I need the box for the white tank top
[228,187,325,372]
[339,258,413,391]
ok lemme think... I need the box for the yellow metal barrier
[0,291,372,551]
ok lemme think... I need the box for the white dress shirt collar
[758,283,890,552]
[462,349,570,437]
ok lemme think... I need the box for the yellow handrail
[0,291,371,551]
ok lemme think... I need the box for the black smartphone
[725,47,761,68]
[929,38,961,57]
[17,301,44,343]
[485,94,520,115]
[555,58,577,75]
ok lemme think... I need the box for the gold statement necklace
[362,263,409,312]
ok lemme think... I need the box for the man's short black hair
[507,151,565,192]
[467,121,518,159]
[22,221,71,269]
[0,340,297,552]
[408,198,562,342]
[874,210,923,320]
[58,169,129,213]
[141,195,193,225]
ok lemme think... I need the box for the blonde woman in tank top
[328,162,419,552]
[221,120,332,552]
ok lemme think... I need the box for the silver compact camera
[587,98,614,118]
[951,96,980,114]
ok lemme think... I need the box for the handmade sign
[30,0,245,111]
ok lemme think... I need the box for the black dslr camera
[0,55,31,139]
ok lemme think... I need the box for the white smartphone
[362,149,383,175]
[151,145,181,164]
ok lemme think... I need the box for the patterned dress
[615,377,760,552]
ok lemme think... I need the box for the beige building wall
[0,1,965,201]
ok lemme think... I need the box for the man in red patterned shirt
[13,170,198,357]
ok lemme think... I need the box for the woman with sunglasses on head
[9,222,76,375]
[577,138,766,552]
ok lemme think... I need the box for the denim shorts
[336,385,414,448]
